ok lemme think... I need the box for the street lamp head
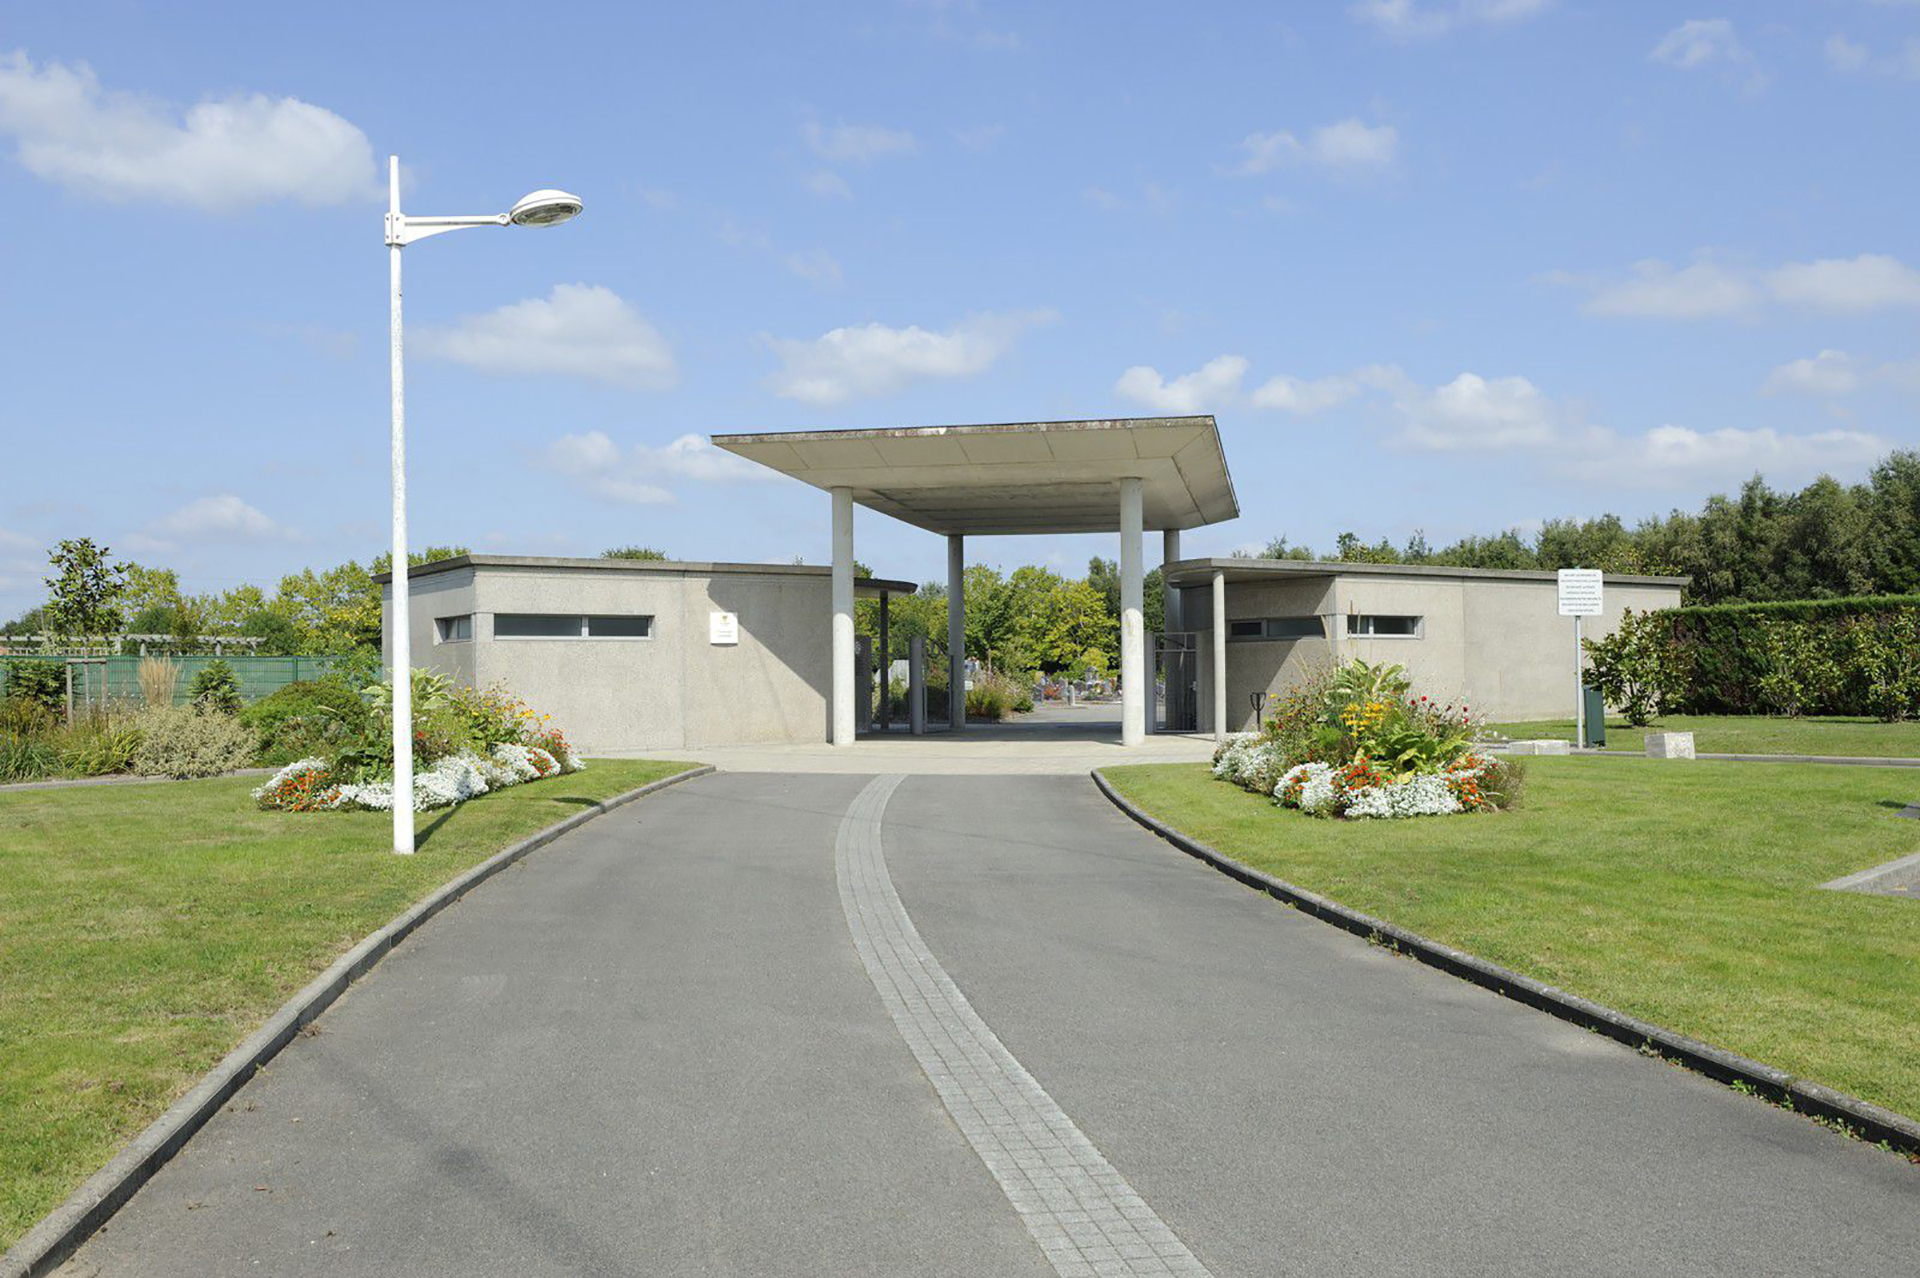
[508,189,583,227]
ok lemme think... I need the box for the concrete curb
[0,768,275,795]
[0,763,716,1278]
[1089,767,1920,1160]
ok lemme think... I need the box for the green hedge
[1654,597,1920,718]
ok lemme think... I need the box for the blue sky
[3,0,1918,616]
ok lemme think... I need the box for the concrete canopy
[711,416,1238,536]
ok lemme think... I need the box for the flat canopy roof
[376,554,917,596]
[1162,557,1690,589]
[710,416,1239,536]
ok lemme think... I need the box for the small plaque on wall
[710,611,739,645]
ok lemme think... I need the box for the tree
[43,539,127,641]
[603,545,668,560]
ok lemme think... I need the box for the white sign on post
[709,611,738,645]
[1557,568,1604,616]
[1557,569,1603,747]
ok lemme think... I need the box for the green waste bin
[1581,685,1606,748]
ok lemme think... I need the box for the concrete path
[612,706,1218,776]
[61,771,1919,1276]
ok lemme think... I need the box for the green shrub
[1584,610,1682,726]
[0,696,57,737]
[59,719,143,776]
[129,705,257,779]
[965,672,1026,721]
[5,660,66,714]
[189,659,242,714]
[240,679,369,764]
[0,732,59,782]
[1841,610,1920,722]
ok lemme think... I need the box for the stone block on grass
[1645,731,1696,759]
[1506,739,1571,756]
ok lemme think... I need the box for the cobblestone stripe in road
[836,774,1213,1278]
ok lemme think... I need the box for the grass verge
[1101,756,1920,1128]
[0,758,695,1252]
[1487,713,1920,758]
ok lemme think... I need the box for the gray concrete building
[379,556,912,753]
[1164,558,1688,732]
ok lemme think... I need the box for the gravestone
[1506,739,1571,756]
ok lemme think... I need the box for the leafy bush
[0,696,57,737]
[5,661,66,714]
[189,659,242,714]
[1841,610,1920,722]
[1583,610,1681,726]
[129,705,257,779]
[240,678,370,765]
[965,672,1024,721]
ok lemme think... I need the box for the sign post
[1557,569,1603,747]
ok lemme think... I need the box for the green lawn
[0,758,695,1252]
[1487,713,1920,758]
[1103,757,1920,1130]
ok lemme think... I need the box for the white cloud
[0,51,378,210]
[784,249,843,287]
[415,284,676,389]
[1762,350,1864,398]
[1248,372,1362,416]
[953,123,1006,151]
[1766,254,1920,314]
[542,431,775,506]
[765,309,1056,405]
[1350,0,1549,39]
[1114,356,1248,414]
[0,526,38,553]
[1595,425,1887,488]
[1821,32,1920,78]
[1379,369,1564,451]
[1234,118,1398,174]
[802,168,852,200]
[801,121,916,164]
[1575,258,1766,320]
[1826,33,1872,73]
[1650,19,1747,70]
[126,494,300,552]
[1549,253,1920,321]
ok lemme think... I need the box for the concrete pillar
[908,634,926,734]
[1120,477,1145,747]
[1211,570,1228,743]
[947,534,965,730]
[831,486,855,746]
[878,591,891,731]
[1162,529,1182,634]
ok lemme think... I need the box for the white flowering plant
[1215,659,1524,820]
[253,674,585,814]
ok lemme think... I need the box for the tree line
[1241,450,1920,606]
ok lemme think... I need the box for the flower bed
[253,672,583,813]
[1212,659,1522,820]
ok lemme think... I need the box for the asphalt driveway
[58,770,1920,1276]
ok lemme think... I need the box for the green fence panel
[0,655,340,707]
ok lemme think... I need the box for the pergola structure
[712,416,1239,746]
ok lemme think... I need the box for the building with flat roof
[379,555,913,753]
[1163,558,1688,732]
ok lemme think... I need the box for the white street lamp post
[383,155,581,854]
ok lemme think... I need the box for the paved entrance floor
[60,771,1919,1276]
[612,703,1218,775]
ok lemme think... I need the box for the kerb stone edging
[0,763,716,1278]
[1089,767,1920,1160]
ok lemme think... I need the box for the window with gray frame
[494,613,653,639]
[1350,614,1422,637]
[435,615,472,642]
[1227,616,1327,641]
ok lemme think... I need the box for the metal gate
[1154,632,1197,732]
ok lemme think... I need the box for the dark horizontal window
[1228,616,1326,641]
[586,614,651,638]
[435,615,472,642]
[493,613,653,639]
[1352,614,1421,637]
[495,614,584,638]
